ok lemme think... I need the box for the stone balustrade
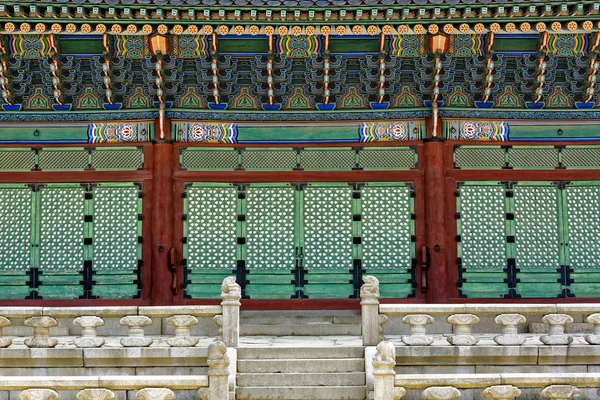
[0,277,241,349]
[1,341,229,400]
[371,340,600,400]
[360,276,600,346]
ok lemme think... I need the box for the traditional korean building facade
[4,3,600,400]
[1,0,600,305]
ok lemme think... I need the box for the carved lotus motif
[494,314,526,326]
[73,316,104,328]
[482,385,521,399]
[120,316,152,327]
[19,389,59,400]
[136,388,175,400]
[542,314,573,325]
[77,389,116,400]
[586,313,600,324]
[447,314,480,325]
[422,386,461,400]
[402,314,434,325]
[540,385,581,400]
[24,316,58,328]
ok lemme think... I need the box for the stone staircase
[236,311,366,399]
[235,346,367,400]
[240,310,362,336]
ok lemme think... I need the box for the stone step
[240,324,360,336]
[236,386,367,400]
[238,347,364,359]
[238,358,365,373]
[237,372,366,387]
[240,315,361,326]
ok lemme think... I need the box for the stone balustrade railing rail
[0,277,241,349]
[373,340,600,400]
[0,340,230,400]
[360,276,600,346]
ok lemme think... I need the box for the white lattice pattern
[304,186,353,270]
[0,187,31,271]
[460,185,506,269]
[246,187,295,270]
[188,187,237,270]
[40,187,85,272]
[93,186,139,271]
[362,186,412,270]
[514,186,560,268]
[566,186,600,269]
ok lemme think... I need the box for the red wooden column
[151,118,175,305]
[422,118,450,303]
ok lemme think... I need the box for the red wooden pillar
[422,119,450,303]
[151,118,175,305]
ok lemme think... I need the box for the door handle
[168,247,178,296]
[421,246,429,293]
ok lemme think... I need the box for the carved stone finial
[0,316,13,348]
[401,314,434,346]
[422,386,461,400]
[540,385,581,400]
[447,314,480,346]
[166,315,199,347]
[360,275,380,305]
[584,313,600,344]
[493,314,526,346]
[207,340,230,373]
[136,388,175,400]
[540,314,573,345]
[24,316,58,348]
[221,276,241,301]
[373,341,396,365]
[73,316,105,348]
[19,389,59,400]
[120,315,153,347]
[76,389,116,400]
[200,341,230,400]
[482,385,521,400]
[213,314,223,342]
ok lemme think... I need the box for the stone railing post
[540,314,573,345]
[482,385,521,400]
[494,314,526,346]
[136,388,175,400]
[372,341,405,400]
[24,316,58,348]
[540,385,581,400]
[198,341,230,400]
[0,316,12,347]
[401,314,434,346]
[120,316,153,347]
[73,316,105,348]
[19,389,59,400]
[77,389,116,400]
[422,387,461,400]
[585,313,600,344]
[361,275,381,346]
[447,314,480,346]
[166,315,199,347]
[221,277,241,347]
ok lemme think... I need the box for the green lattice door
[563,182,600,297]
[183,182,415,299]
[0,183,142,300]
[457,181,600,298]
